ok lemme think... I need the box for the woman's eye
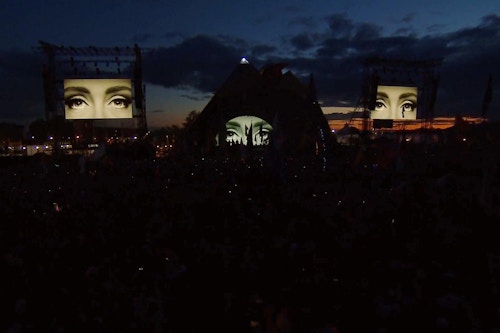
[226,130,238,139]
[65,97,88,110]
[108,96,130,109]
[374,101,386,110]
[256,130,269,139]
[401,101,416,112]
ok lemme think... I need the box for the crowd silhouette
[1,138,500,333]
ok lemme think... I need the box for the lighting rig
[33,41,152,148]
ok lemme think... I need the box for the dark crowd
[2,140,500,333]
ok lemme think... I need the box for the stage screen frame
[63,78,134,120]
[370,85,418,120]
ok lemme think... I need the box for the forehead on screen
[377,85,417,95]
[64,78,132,90]
[226,115,271,126]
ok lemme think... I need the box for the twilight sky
[0,0,499,129]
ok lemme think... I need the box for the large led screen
[215,115,273,146]
[370,85,418,120]
[64,78,133,119]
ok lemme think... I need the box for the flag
[482,74,493,118]
[309,73,318,103]
[246,122,253,149]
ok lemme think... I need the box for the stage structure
[360,56,442,131]
[34,41,151,148]
[184,58,336,160]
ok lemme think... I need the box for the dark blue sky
[0,0,499,128]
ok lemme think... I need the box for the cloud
[287,16,318,30]
[400,13,416,24]
[352,22,382,41]
[280,13,500,119]
[1,13,499,126]
[131,33,156,44]
[179,93,208,102]
[432,15,500,117]
[250,44,277,57]
[142,35,247,92]
[290,34,315,51]
[0,49,45,124]
[326,13,355,39]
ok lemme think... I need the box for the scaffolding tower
[34,41,151,143]
[360,56,442,131]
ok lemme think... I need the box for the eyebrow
[226,120,244,129]
[64,86,90,94]
[377,92,417,99]
[226,120,271,129]
[64,86,131,95]
[105,86,132,94]
[254,120,271,129]
[399,92,417,99]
